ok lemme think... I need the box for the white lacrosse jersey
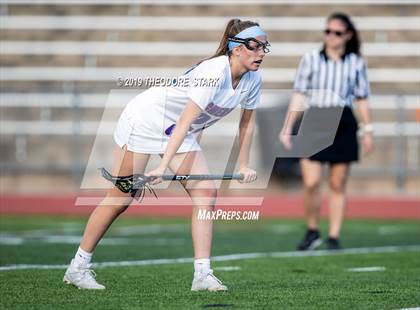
[114,55,262,154]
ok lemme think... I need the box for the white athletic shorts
[113,107,202,154]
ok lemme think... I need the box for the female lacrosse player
[63,19,269,290]
[279,13,373,250]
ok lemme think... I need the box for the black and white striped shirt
[293,49,370,107]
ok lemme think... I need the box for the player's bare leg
[297,159,323,250]
[64,145,149,289]
[301,159,323,230]
[80,146,149,252]
[168,151,227,291]
[327,163,350,249]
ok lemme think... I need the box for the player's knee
[112,204,130,215]
[198,188,217,202]
[329,179,346,193]
[103,189,133,212]
[188,182,217,206]
[202,182,217,199]
[303,180,320,193]
[203,187,217,200]
[187,180,217,193]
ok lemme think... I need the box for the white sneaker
[63,259,105,290]
[191,269,228,291]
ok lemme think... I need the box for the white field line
[45,236,186,245]
[0,245,418,271]
[347,266,386,272]
[0,236,23,245]
[377,226,402,236]
[0,235,186,246]
[214,266,241,271]
[269,224,296,234]
[44,235,116,245]
[0,224,187,238]
[113,224,188,236]
[1,16,419,31]
[0,224,188,245]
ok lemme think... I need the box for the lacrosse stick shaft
[161,174,244,181]
[100,168,244,183]
[100,168,245,201]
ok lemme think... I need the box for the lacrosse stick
[100,168,244,201]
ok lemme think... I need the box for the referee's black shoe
[297,229,322,251]
[326,237,341,250]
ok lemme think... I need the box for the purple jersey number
[165,112,212,136]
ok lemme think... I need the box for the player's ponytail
[194,18,261,66]
[212,18,241,57]
[213,18,260,57]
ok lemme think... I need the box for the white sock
[74,246,93,265]
[194,258,210,274]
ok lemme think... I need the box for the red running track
[0,194,418,219]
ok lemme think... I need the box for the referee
[279,12,374,250]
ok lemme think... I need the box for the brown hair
[195,18,260,66]
[326,12,361,55]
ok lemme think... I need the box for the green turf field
[1,216,419,309]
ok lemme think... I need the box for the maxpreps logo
[197,209,260,221]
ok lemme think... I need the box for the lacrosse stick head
[100,168,157,201]
[131,174,158,201]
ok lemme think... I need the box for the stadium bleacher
[0,0,419,193]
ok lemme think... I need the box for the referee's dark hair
[327,12,361,55]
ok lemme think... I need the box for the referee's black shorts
[306,106,359,164]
